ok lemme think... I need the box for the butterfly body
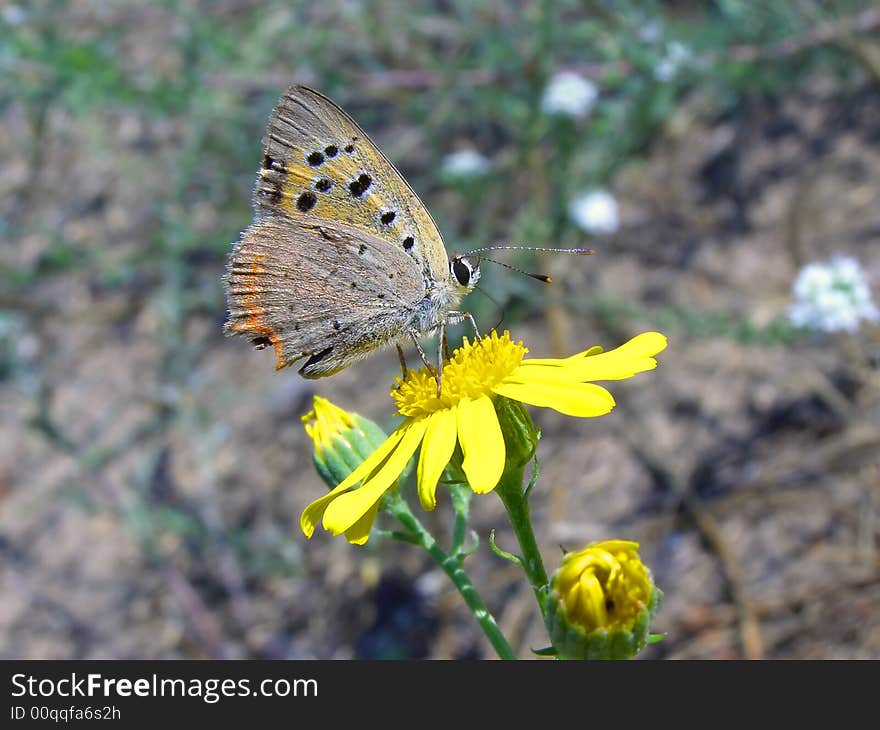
[224,85,478,377]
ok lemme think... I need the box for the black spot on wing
[300,347,334,373]
[349,173,372,198]
[306,151,324,166]
[297,191,317,212]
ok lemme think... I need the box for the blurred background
[2,0,879,659]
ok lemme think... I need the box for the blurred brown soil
[1,80,879,659]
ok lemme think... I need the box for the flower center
[392,330,527,418]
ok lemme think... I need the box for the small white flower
[568,190,620,235]
[441,149,490,179]
[541,71,599,119]
[654,41,693,82]
[788,256,879,333]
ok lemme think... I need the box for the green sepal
[312,414,388,489]
[545,585,663,660]
[493,395,539,470]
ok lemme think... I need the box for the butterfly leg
[435,323,449,398]
[447,311,481,341]
[396,344,408,378]
[406,329,444,396]
[435,349,444,398]
[408,331,437,377]
[440,322,452,361]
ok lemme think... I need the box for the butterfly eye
[451,257,472,287]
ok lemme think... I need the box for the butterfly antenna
[468,244,595,256]
[477,255,554,284]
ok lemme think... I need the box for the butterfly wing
[224,216,426,377]
[254,85,450,282]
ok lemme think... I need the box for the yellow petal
[509,363,596,384]
[457,396,504,493]
[343,500,381,545]
[416,408,458,511]
[518,332,667,382]
[523,344,604,365]
[493,380,615,417]
[299,424,408,538]
[322,419,428,535]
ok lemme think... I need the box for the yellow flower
[545,540,661,659]
[300,330,667,544]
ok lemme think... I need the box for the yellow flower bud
[302,396,356,449]
[545,540,661,659]
[302,396,388,490]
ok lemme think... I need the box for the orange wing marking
[229,252,286,367]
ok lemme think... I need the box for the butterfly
[223,85,480,378]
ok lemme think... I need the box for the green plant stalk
[494,465,550,614]
[449,482,471,556]
[383,491,516,660]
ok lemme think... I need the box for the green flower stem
[495,465,550,614]
[449,483,471,556]
[383,491,517,660]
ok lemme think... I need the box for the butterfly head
[449,255,481,294]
